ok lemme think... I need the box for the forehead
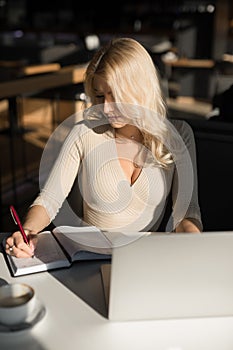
[93,75,110,92]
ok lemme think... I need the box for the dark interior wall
[0,1,216,38]
[0,0,224,60]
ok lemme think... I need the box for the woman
[5,37,202,258]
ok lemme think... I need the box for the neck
[115,125,143,142]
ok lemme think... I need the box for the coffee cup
[0,283,36,325]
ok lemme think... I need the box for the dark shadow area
[50,259,110,319]
[0,278,8,287]
[0,134,41,232]
[0,332,46,350]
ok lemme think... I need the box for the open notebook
[3,226,146,277]
[101,231,233,321]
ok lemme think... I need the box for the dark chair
[170,116,233,231]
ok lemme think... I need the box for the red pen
[9,205,30,246]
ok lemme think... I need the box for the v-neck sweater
[32,118,202,232]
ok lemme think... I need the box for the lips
[108,116,123,122]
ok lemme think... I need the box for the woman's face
[93,76,127,128]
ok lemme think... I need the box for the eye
[107,92,115,101]
[95,94,104,103]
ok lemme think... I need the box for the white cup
[0,283,36,325]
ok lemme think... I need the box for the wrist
[23,228,37,236]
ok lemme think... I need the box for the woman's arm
[169,119,203,233]
[5,205,50,258]
[22,205,51,234]
[175,218,202,233]
[5,122,85,258]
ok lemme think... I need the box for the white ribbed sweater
[32,118,202,232]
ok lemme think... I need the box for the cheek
[94,97,104,105]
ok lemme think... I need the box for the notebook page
[52,226,112,258]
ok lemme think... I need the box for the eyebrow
[93,88,112,95]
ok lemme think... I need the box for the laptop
[101,231,233,321]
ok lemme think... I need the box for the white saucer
[0,298,46,332]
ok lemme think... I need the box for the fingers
[5,231,35,258]
[28,234,38,251]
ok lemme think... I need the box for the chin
[110,122,127,128]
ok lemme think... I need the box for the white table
[1,232,233,350]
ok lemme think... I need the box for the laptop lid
[101,231,233,321]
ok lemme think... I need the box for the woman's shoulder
[167,118,196,151]
[169,118,192,133]
[168,118,194,139]
[70,118,111,141]
[72,119,100,134]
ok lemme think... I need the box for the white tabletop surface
[1,232,233,350]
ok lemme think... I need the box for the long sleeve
[31,124,84,221]
[168,119,203,231]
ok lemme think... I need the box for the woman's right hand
[5,230,38,258]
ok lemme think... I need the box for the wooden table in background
[0,63,87,99]
[162,58,215,69]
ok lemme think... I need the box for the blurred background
[0,0,232,60]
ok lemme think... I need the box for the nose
[104,99,114,115]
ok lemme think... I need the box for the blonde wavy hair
[84,37,173,168]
